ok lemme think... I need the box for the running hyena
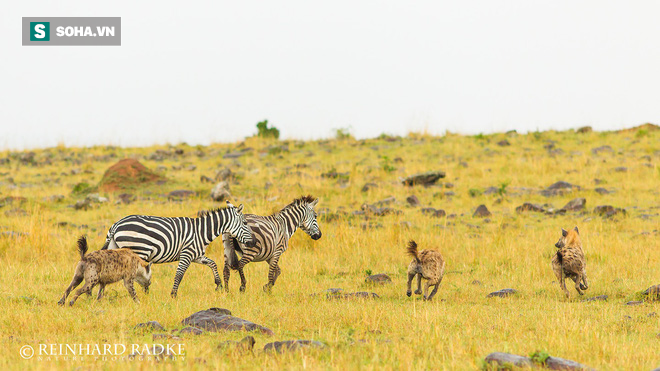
[58,236,152,306]
[406,240,446,301]
[551,226,589,298]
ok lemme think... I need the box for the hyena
[58,236,152,306]
[406,240,446,301]
[551,226,589,298]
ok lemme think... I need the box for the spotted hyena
[58,236,152,306]
[406,240,446,301]
[551,226,588,298]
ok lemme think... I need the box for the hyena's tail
[406,240,420,263]
[77,236,89,259]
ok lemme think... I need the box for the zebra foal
[102,201,255,298]
[223,195,322,293]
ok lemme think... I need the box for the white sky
[2,2,660,150]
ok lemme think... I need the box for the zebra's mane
[271,195,317,216]
[196,207,228,218]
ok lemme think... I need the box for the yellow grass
[0,128,659,370]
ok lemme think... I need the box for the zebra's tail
[77,236,89,260]
[101,230,113,250]
[406,240,420,263]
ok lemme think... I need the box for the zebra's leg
[171,255,193,298]
[194,256,223,291]
[237,253,258,293]
[264,252,283,293]
[223,261,231,293]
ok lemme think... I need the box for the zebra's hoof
[57,299,65,306]
[414,289,422,295]
[239,286,246,293]
[263,284,273,293]
[170,292,178,299]
[406,291,412,297]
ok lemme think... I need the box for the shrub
[256,120,280,139]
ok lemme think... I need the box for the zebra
[101,201,256,298]
[222,195,322,293]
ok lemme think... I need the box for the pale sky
[2,2,660,150]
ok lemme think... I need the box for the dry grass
[0,128,658,370]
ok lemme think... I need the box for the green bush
[256,120,280,139]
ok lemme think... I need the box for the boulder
[593,205,626,218]
[484,353,534,368]
[642,284,660,301]
[473,205,492,218]
[210,182,231,202]
[365,274,391,285]
[134,321,166,332]
[180,308,273,336]
[421,208,446,218]
[263,340,326,353]
[179,326,204,335]
[582,295,608,302]
[515,203,544,213]
[401,171,446,186]
[560,198,586,212]
[541,181,579,197]
[406,195,420,207]
[487,289,517,298]
[592,145,614,155]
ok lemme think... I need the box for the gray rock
[515,203,544,213]
[361,183,378,192]
[180,308,274,336]
[542,181,580,196]
[545,356,595,370]
[365,274,391,285]
[210,181,231,202]
[560,198,586,212]
[642,284,660,300]
[327,291,380,300]
[593,205,626,218]
[168,190,196,200]
[613,166,628,172]
[487,288,517,298]
[406,195,420,207]
[594,187,610,195]
[497,140,510,146]
[484,352,534,368]
[626,301,643,306]
[473,205,492,218]
[73,199,91,210]
[179,326,204,335]
[421,208,446,218]
[223,151,244,159]
[215,168,234,182]
[401,170,446,186]
[592,145,614,154]
[134,321,165,332]
[582,295,608,302]
[263,340,326,353]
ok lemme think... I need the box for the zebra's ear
[236,204,244,213]
[310,198,319,208]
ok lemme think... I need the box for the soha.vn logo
[29,22,50,41]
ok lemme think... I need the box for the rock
[484,353,534,368]
[401,170,446,186]
[215,168,234,182]
[497,140,510,146]
[421,208,446,218]
[642,284,660,301]
[180,308,273,336]
[613,166,628,172]
[626,301,643,306]
[168,190,196,200]
[577,126,593,133]
[594,187,611,195]
[515,203,544,213]
[483,186,499,195]
[373,197,396,207]
[134,321,165,332]
[545,356,595,370]
[218,336,256,353]
[582,295,608,302]
[406,195,420,207]
[263,340,326,353]
[210,182,231,202]
[223,151,244,159]
[321,170,349,179]
[327,291,380,300]
[116,193,135,205]
[487,288,517,298]
[73,199,91,210]
[200,175,214,183]
[365,274,391,285]
[361,183,378,192]
[592,145,614,155]
[541,181,580,196]
[361,203,400,216]
[179,326,204,335]
[560,198,586,212]
[593,205,626,218]
[473,205,492,218]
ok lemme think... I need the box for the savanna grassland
[0,126,659,370]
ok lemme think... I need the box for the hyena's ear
[561,228,568,237]
[573,226,579,234]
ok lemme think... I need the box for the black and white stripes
[102,201,255,297]
[222,195,322,292]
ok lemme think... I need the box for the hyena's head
[555,226,579,248]
[135,261,153,293]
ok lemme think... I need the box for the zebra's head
[225,201,256,247]
[297,196,322,240]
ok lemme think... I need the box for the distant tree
[256,120,280,139]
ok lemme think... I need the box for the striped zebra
[222,195,322,293]
[101,201,256,298]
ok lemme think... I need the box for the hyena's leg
[69,281,95,306]
[426,276,443,301]
[58,266,84,305]
[264,251,283,293]
[414,274,423,295]
[96,283,106,301]
[123,277,139,303]
[171,252,194,298]
[559,272,570,298]
[406,272,416,297]
[573,274,584,295]
[194,255,223,291]
[422,281,433,301]
[580,270,589,290]
[237,251,258,293]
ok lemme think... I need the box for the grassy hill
[0,126,658,369]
